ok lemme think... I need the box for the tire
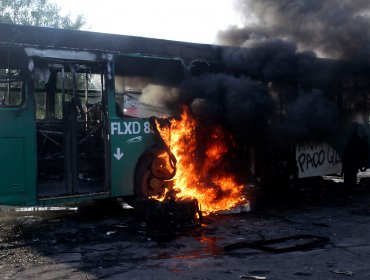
[134,153,169,199]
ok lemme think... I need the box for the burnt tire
[134,154,167,199]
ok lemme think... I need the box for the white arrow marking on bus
[114,148,124,160]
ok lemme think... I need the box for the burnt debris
[135,198,202,226]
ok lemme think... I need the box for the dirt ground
[1,177,370,280]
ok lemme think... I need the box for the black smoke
[144,0,369,143]
[219,0,370,59]
[272,88,339,141]
[168,72,338,142]
[221,38,316,81]
[170,73,274,136]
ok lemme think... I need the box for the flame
[152,108,246,214]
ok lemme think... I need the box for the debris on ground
[224,234,329,253]
[135,198,202,225]
[330,270,354,276]
[240,275,267,279]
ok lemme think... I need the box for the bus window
[34,76,46,119]
[34,69,104,120]
[114,75,172,118]
[0,69,23,107]
[54,72,103,119]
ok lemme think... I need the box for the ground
[1,177,370,280]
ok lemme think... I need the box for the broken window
[0,50,24,107]
[0,69,23,107]
[114,75,172,118]
[113,55,184,119]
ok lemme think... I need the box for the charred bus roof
[0,23,223,62]
[0,23,227,84]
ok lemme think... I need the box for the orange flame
[153,108,246,214]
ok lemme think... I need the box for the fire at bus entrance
[0,23,370,214]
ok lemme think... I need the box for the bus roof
[0,23,223,62]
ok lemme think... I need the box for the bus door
[35,60,109,198]
[0,49,37,205]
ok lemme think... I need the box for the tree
[0,0,85,30]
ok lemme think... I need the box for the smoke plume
[221,38,316,81]
[219,0,370,59]
[140,0,369,142]
[272,88,339,141]
[183,74,273,133]
[139,84,181,110]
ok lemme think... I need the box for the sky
[52,0,243,44]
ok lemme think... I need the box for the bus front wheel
[134,153,174,199]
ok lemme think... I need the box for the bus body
[1,23,370,207]
[0,46,153,206]
[0,23,221,206]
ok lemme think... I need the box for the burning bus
[0,23,369,212]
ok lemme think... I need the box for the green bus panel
[110,118,155,197]
[0,108,37,206]
[0,138,25,193]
